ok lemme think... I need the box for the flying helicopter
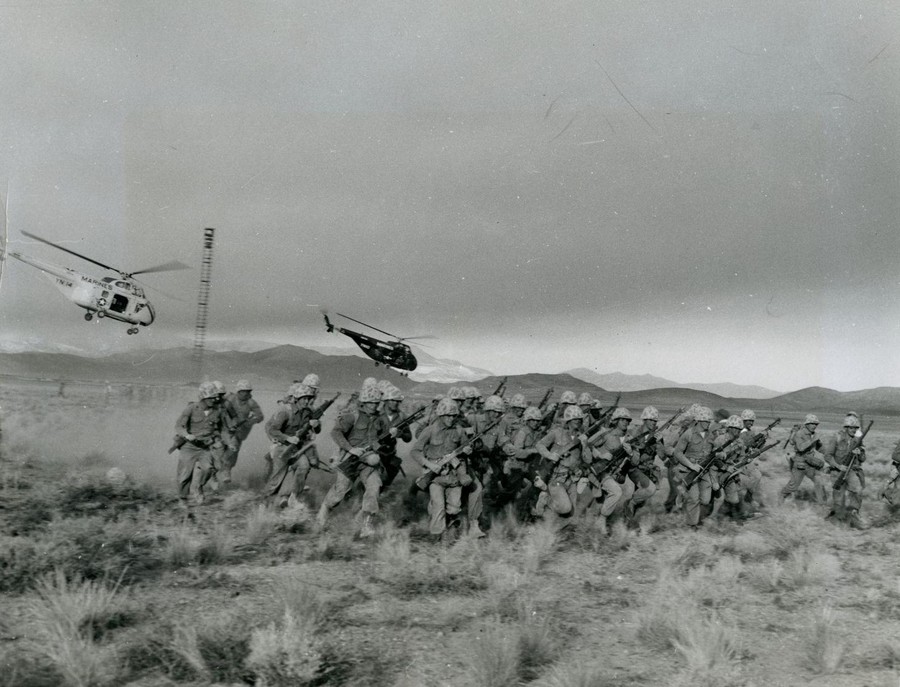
[323,311,433,373]
[3,231,189,334]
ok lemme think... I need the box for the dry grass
[19,569,127,687]
[805,604,846,675]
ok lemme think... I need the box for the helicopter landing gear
[84,312,93,321]
[97,310,106,318]
[126,327,139,335]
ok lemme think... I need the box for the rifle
[537,387,554,410]
[748,418,781,449]
[492,377,508,398]
[167,435,187,454]
[834,420,874,489]
[339,405,430,468]
[635,407,685,455]
[721,441,779,486]
[414,417,503,489]
[783,424,800,450]
[311,392,341,420]
[683,434,742,489]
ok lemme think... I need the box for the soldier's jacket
[410,422,470,471]
[674,425,714,469]
[626,421,665,471]
[712,431,743,467]
[330,408,389,453]
[266,403,315,445]
[507,424,542,465]
[224,392,264,442]
[379,409,412,456]
[176,402,227,445]
[591,429,630,474]
[537,426,588,480]
[791,425,824,468]
[499,411,525,442]
[659,422,692,463]
[822,431,866,469]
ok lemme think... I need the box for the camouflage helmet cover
[523,406,543,422]
[577,392,593,406]
[509,393,528,409]
[611,407,632,422]
[358,386,383,404]
[483,395,504,413]
[198,382,218,400]
[436,398,459,416]
[804,414,820,425]
[292,383,315,399]
[563,405,585,422]
[726,415,744,429]
[465,386,482,400]
[448,387,466,401]
[641,406,659,421]
[560,390,577,405]
[382,386,404,401]
[301,373,320,389]
[740,409,756,421]
[695,407,714,422]
[235,379,253,392]
[843,414,861,428]
[212,380,226,395]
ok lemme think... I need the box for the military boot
[847,509,868,530]
[315,504,328,529]
[360,514,376,538]
[468,521,487,539]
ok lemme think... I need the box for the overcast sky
[1,1,899,392]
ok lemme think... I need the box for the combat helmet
[740,409,756,422]
[611,407,632,422]
[483,395,504,413]
[198,382,218,400]
[725,415,744,429]
[641,406,659,421]
[436,398,459,416]
[560,390,577,405]
[523,406,543,422]
[563,405,585,422]
[509,393,528,409]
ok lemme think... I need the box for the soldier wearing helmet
[263,383,320,507]
[549,390,579,428]
[713,416,750,520]
[499,393,528,440]
[534,403,592,525]
[378,385,412,491]
[460,394,509,536]
[410,398,475,542]
[662,412,697,513]
[587,408,637,532]
[674,406,718,528]
[781,413,827,504]
[734,410,768,514]
[218,380,264,484]
[820,414,869,529]
[316,386,390,537]
[172,382,230,507]
[623,406,667,521]
[490,406,546,519]
[301,374,321,396]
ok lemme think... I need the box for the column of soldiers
[172,378,874,535]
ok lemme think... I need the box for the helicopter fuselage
[337,327,418,372]
[7,251,155,328]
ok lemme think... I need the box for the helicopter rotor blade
[132,276,189,302]
[335,312,401,340]
[399,335,437,342]
[21,230,120,273]
[129,260,191,276]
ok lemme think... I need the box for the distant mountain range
[1,344,899,414]
[566,368,780,400]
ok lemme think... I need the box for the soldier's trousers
[265,443,320,498]
[321,466,382,516]
[466,474,484,525]
[219,436,248,480]
[177,444,213,500]
[781,463,827,503]
[594,474,634,517]
[630,470,657,509]
[740,464,762,499]
[664,463,680,510]
[831,469,863,513]
[429,476,463,535]
[683,472,714,526]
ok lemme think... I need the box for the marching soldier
[716,415,748,520]
[500,393,528,440]
[534,405,592,528]
[588,407,636,531]
[624,407,666,520]
[822,414,868,528]
[219,379,264,484]
[410,398,473,542]
[317,386,390,537]
[462,394,507,536]
[173,382,230,507]
[734,410,765,511]
[492,405,544,519]
[780,414,827,503]
[378,385,412,490]
[263,383,320,506]
[674,406,717,528]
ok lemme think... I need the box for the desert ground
[2,379,900,687]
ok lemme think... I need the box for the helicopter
[323,311,433,373]
[3,231,189,334]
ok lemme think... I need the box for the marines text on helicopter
[3,231,189,334]
[322,311,434,374]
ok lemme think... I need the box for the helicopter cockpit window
[133,286,145,298]
[115,281,131,291]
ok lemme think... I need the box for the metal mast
[192,227,215,380]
